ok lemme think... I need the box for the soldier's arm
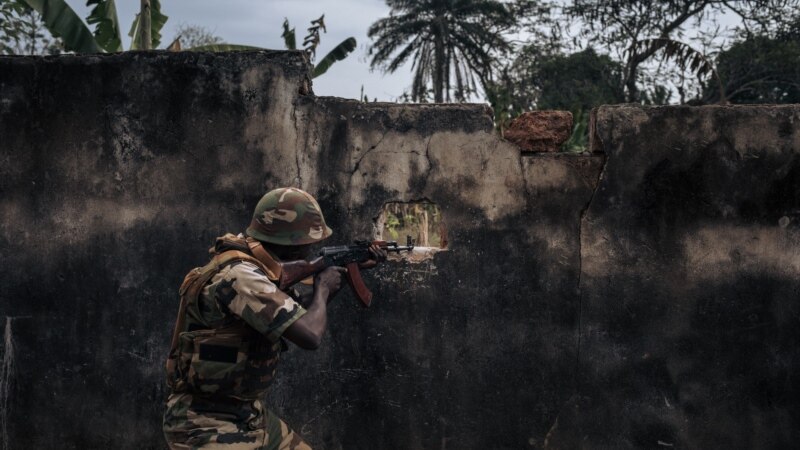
[224,262,308,343]
[282,266,346,349]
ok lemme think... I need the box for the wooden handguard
[278,257,326,291]
[278,258,373,307]
[345,262,373,307]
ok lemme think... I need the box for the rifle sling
[246,237,283,281]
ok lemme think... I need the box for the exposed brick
[505,110,573,152]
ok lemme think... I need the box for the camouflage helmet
[246,187,333,246]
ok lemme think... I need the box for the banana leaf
[20,0,101,53]
[86,0,122,52]
[187,44,263,52]
[128,0,168,50]
[312,37,356,78]
[282,19,296,50]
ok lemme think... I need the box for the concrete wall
[549,105,800,450]
[0,51,797,449]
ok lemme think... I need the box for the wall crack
[421,135,434,190]
[574,149,608,391]
[517,152,533,207]
[350,129,389,176]
[291,100,303,188]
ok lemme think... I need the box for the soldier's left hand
[359,244,387,269]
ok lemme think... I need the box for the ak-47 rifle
[278,236,414,307]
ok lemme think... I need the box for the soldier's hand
[359,244,388,269]
[315,266,346,294]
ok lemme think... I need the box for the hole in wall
[374,201,447,262]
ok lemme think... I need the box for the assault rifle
[277,237,414,307]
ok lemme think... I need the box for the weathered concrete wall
[0,51,597,449]
[0,51,797,450]
[546,105,800,450]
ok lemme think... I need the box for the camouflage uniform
[164,188,334,450]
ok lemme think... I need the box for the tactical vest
[165,235,290,398]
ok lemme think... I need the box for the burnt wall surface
[0,51,797,450]
[548,105,800,450]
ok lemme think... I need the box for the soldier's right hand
[315,266,346,294]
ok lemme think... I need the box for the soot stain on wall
[1,53,798,450]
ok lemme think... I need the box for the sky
[67,1,745,105]
[70,0,415,102]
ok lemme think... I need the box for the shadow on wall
[0,317,15,450]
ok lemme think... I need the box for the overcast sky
[71,0,416,101]
[68,1,745,104]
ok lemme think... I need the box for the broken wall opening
[374,201,447,261]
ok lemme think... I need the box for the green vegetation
[2,0,799,151]
[171,24,222,49]
[492,47,626,148]
[367,0,536,103]
[367,0,799,150]
[563,0,798,103]
[0,1,355,78]
[381,202,446,249]
[187,15,357,78]
[702,31,800,104]
[0,0,60,54]
[279,15,357,79]
[12,0,166,52]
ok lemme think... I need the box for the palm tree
[367,0,520,103]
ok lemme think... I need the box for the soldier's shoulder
[223,258,271,280]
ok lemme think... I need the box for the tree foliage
[312,37,356,78]
[21,0,101,52]
[633,37,725,102]
[368,0,536,102]
[86,0,121,52]
[703,29,800,103]
[0,0,61,54]
[486,46,625,139]
[12,0,167,53]
[279,15,357,78]
[172,24,223,49]
[281,18,295,50]
[532,48,626,111]
[564,0,800,102]
[381,202,445,248]
[127,0,167,50]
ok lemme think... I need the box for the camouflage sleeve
[215,261,307,342]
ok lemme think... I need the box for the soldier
[163,187,386,449]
